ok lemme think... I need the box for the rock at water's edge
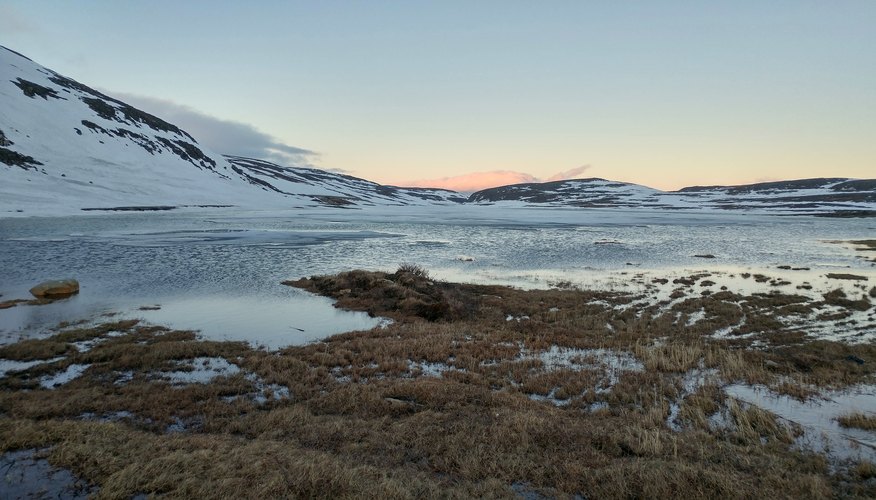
[29,279,79,298]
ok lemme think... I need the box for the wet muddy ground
[1,264,874,498]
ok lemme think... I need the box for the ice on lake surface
[0,205,874,348]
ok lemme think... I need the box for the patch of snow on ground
[667,367,720,431]
[514,346,644,405]
[535,345,644,388]
[39,363,90,389]
[408,360,462,377]
[78,411,134,422]
[239,373,291,404]
[529,390,572,407]
[685,308,707,327]
[161,357,240,385]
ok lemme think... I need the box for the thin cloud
[106,92,317,166]
[545,165,590,182]
[404,165,591,192]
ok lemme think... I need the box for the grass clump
[836,412,876,431]
[283,266,479,322]
[822,289,872,312]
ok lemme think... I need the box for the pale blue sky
[2,1,874,189]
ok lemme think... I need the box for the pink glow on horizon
[403,166,590,192]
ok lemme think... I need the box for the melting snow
[161,357,240,385]
[39,364,90,389]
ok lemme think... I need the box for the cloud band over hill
[106,92,316,167]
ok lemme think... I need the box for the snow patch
[161,357,240,385]
[39,364,90,389]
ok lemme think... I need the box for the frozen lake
[1,206,874,348]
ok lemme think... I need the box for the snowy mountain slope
[469,177,876,214]
[225,156,466,206]
[468,178,690,209]
[0,46,462,215]
[665,179,876,212]
[0,45,275,214]
[2,45,874,217]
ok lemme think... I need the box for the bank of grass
[0,266,874,498]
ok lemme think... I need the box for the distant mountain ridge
[468,177,876,213]
[225,156,466,206]
[1,45,874,216]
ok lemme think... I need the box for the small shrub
[396,263,429,279]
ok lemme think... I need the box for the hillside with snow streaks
[226,156,466,206]
[469,178,876,214]
[2,45,875,217]
[0,46,463,215]
[0,46,265,214]
[666,178,876,212]
[468,179,687,209]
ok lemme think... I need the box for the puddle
[0,292,385,351]
[127,293,383,350]
[725,383,876,462]
[0,449,96,499]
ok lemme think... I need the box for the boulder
[29,279,79,298]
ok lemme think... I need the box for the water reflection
[127,293,380,350]
[1,209,873,348]
[0,289,381,350]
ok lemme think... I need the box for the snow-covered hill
[225,156,466,207]
[0,46,462,215]
[0,46,261,214]
[468,178,677,208]
[469,177,876,215]
[2,45,874,217]
[666,179,876,213]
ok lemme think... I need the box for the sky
[2,1,874,191]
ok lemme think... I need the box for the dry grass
[836,412,876,431]
[822,289,872,311]
[1,266,874,498]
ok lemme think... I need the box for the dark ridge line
[0,45,33,61]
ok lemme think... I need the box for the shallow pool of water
[726,383,876,462]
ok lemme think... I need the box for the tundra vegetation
[1,264,875,498]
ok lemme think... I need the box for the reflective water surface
[1,206,873,347]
